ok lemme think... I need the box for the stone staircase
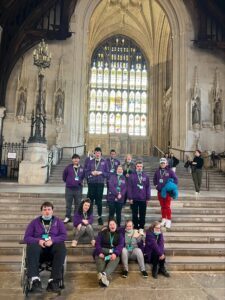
[0,191,225,273]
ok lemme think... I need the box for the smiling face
[109,220,117,232]
[83,201,91,213]
[117,165,123,175]
[42,206,53,218]
[72,157,80,165]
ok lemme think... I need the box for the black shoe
[152,265,158,279]
[159,267,170,277]
[98,217,103,225]
[46,279,61,293]
[122,270,128,278]
[141,270,148,278]
[31,279,43,293]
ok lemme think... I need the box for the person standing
[122,154,135,179]
[127,161,151,234]
[107,165,127,227]
[106,149,120,176]
[86,147,109,225]
[23,202,67,293]
[168,153,179,172]
[63,154,85,224]
[153,158,178,229]
[190,150,204,195]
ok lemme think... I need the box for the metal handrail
[152,145,164,157]
[61,144,86,159]
[168,147,194,161]
[205,170,210,191]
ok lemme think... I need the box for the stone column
[0,107,6,138]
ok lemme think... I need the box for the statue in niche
[16,92,26,117]
[213,99,222,126]
[192,98,200,125]
[55,93,64,119]
[36,91,46,115]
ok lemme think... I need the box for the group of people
[23,146,180,293]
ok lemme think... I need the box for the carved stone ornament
[16,57,28,122]
[109,0,142,9]
[211,68,223,131]
[190,66,201,129]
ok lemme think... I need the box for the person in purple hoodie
[93,219,124,287]
[86,147,109,225]
[153,157,178,229]
[23,202,67,293]
[144,221,170,279]
[107,165,127,227]
[106,149,120,176]
[127,161,151,235]
[63,154,85,224]
[71,198,95,247]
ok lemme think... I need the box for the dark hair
[135,161,143,166]
[78,198,92,216]
[41,201,54,210]
[94,147,102,152]
[110,149,116,153]
[196,149,201,155]
[149,221,161,232]
[108,218,117,226]
[72,154,80,159]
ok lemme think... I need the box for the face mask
[153,231,161,236]
[127,160,131,163]
[126,229,133,234]
[42,215,52,221]
[117,172,123,176]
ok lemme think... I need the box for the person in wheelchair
[23,201,67,293]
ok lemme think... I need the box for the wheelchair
[20,243,67,296]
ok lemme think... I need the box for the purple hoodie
[23,216,67,244]
[86,158,109,184]
[144,230,164,263]
[105,158,120,175]
[63,164,85,188]
[153,167,178,192]
[73,211,94,227]
[93,229,124,257]
[127,172,151,201]
[107,174,127,203]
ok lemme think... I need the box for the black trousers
[108,201,123,227]
[87,183,104,217]
[26,242,66,280]
[151,251,165,268]
[131,200,147,229]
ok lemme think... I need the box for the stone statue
[192,99,200,125]
[16,92,26,117]
[213,99,222,126]
[55,93,64,119]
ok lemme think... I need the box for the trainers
[63,217,71,224]
[71,240,78,247]
[100,272,109,287]
[159,267,170,278]
[122,270,128,278]
[141,270,148,278]
[46,279,61,293]
[31,279,43,293]
[161,218,166,226]
[98,217,103,225]
[91,239,96,247]
[152,265,158,279]
[165,219,171,229]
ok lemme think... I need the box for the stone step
[0,254,224,272]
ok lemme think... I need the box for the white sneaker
[165,219,171,229]
[161,219,166,226]
[101,272,109,287]
[63,217,70,224]
[97,272,102,281]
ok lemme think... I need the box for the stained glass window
[89,35,148,135]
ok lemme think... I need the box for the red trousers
[158,192,172,220]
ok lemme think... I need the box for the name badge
[41,233,49,240]
[127,245,133,252]
[75,176,79,181]
[110,169,115,173]
[159,179,163,183]
[137,184,143,189]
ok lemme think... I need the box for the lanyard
[126,231,134,246]
[73,165,79,177]
[160,169,165,178]
[137,173,142,184]
[95,159,100,171]
[111,159,114,169]
[117,175,122,186]
[83,212,87,219]
[42,219,52,234]
[109,233,115,247]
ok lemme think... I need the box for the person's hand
[159,254,165,260]
[99,253,105,259]
[82,220,88,225]
[110,253,117,261]
[92,171,97,176]
[129,199,133,205]
[45,239,53,247]
[77,224,82,230]
[39,240,46,248]
[117,193,122,199]
[133,231,140,238]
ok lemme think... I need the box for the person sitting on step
[121,220,148,279]
[93,219,124,287]
[144,221,170,279]
[71,198,95,247]
[23,201,67,293]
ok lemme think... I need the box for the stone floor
[0,271,224,300]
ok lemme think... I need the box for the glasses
[154,227,161,230]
